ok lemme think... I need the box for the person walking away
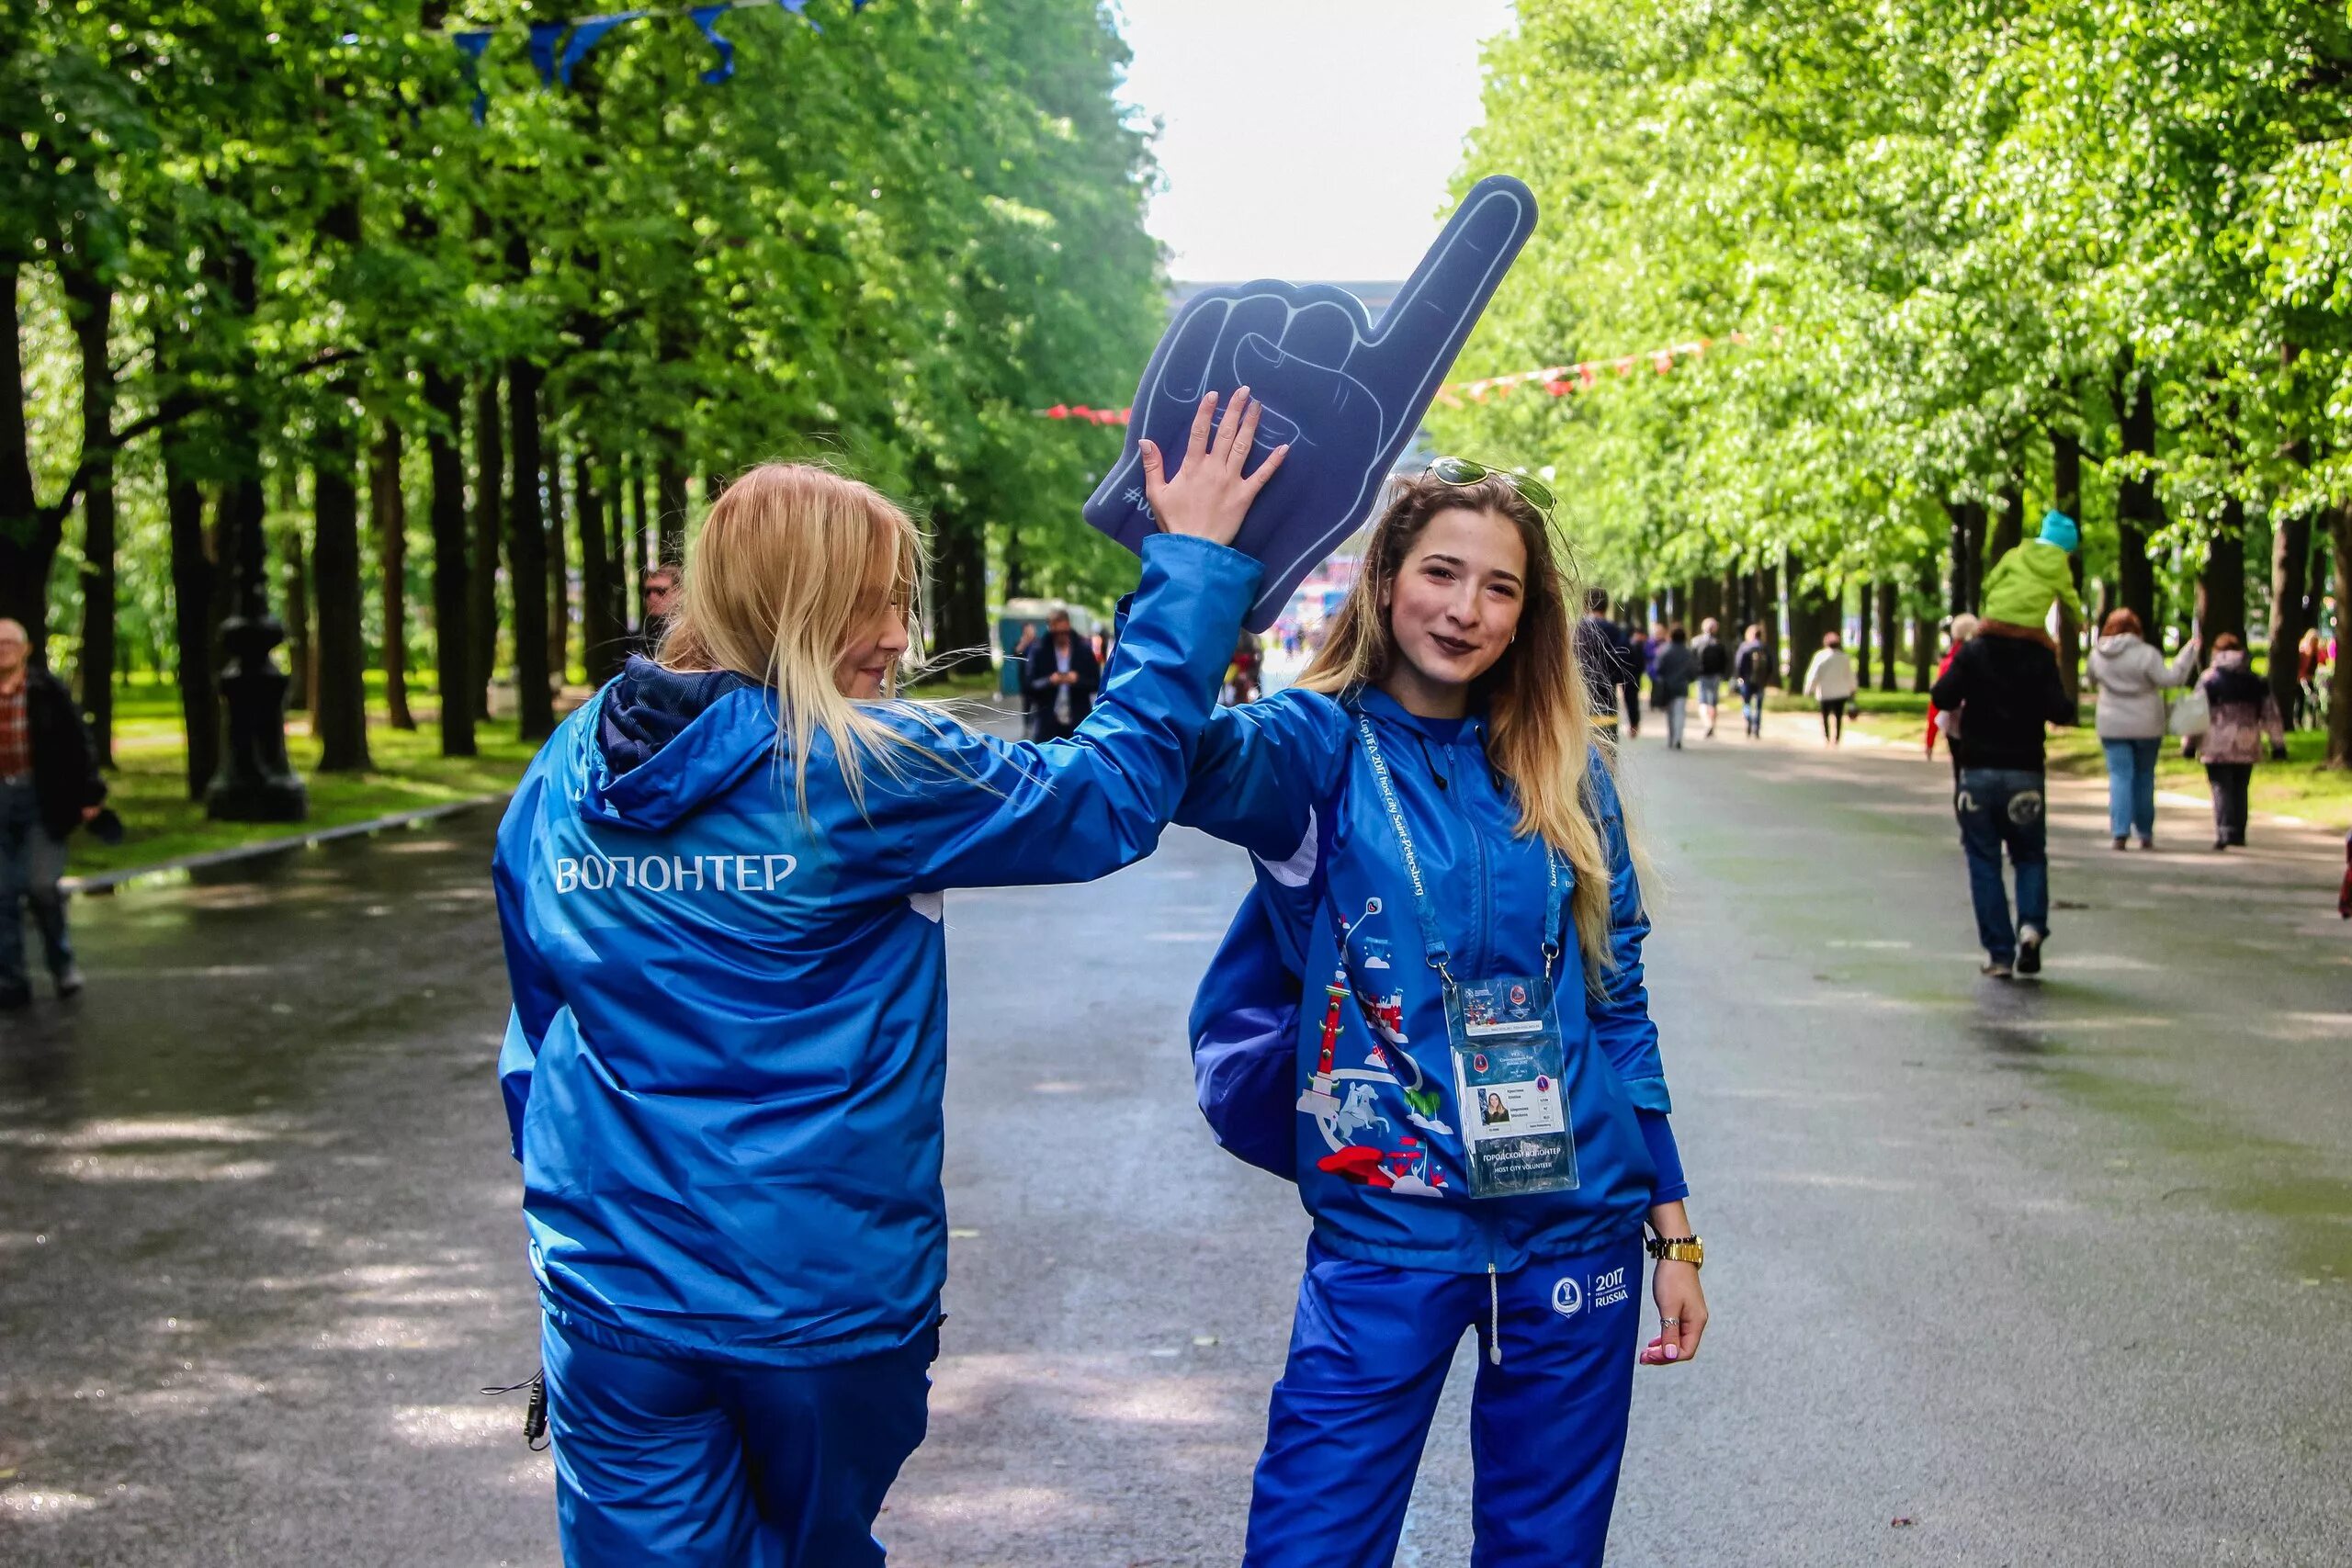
[1690,617,1729,738]
[1802,631,1859,744]
[1024,607,1102,742]
[1924,614,1980,770]
[1576,590,1640,740]
[1929,622,2077,978]
[1011,621,1041,729]
[1733,623,1770,739]
[2192,633,2288,851]
[1173,461,1706,1568]
[492,391,1284,1567]
[1653,624,1698,750]
[2086,610,2199,850]
[2297,627,2324,729]
[0,618,105,1009]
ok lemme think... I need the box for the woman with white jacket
[2086,608,2199,850]
[1802,631,1859,744]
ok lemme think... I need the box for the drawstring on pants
[1487,1264,1502,1366]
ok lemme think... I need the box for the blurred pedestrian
[1654,623,1698,750]
[1733,623,1770,739]
[1690,616,1729,739]
[2297,627,2324,729]
[1576,589,1640,739]
[1802,630,1858,744]
[2192,633,2288,852]
[0,618,105,1009]
[1930,617,2077,978]
[1012,620,1041,728]
[2086,609,2199,850]
[1024,608,1102,742]
[629,564,683,659]
[1925,613,1980,768]
[1623,619,1651,738]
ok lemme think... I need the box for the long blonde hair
[658,462,929,813]
[1296,471,1625,986]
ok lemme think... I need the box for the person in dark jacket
[1176,468,1705,1568]
[493,393,1284,1568]
[1929,630,2077,979]
[1576,589,1641,738]
[2190,633,2289,850]
[1732,624,1770,739]
[625,564,682,660]
[1690,616,1730,738]
[0,618,106,1008]
[1652,623,1699,749]
[1024,608,1102,741]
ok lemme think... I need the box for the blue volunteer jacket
[492,534,1260,1366]
[1179,686,1685,1274]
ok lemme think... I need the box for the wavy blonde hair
[658,462,928,813]
[1296,471,1626,986]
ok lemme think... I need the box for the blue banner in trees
[526,21,568,85]
[689,6,737,82]
[1081,175,1539,632]
[560,12,648,85]
[454,30,494,124]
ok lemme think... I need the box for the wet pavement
[3,715,2348,1565]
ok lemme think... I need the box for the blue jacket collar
[1354,683,1487,745]
[583,658,775,830]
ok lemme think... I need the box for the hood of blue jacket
[581,658,770,833]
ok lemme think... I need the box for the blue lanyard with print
[1352,713,1567,987]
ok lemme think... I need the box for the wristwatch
[1645,1235,1703,1268]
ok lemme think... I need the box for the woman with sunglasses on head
[492,391,1282,1567]
[1176,459,1706,1568]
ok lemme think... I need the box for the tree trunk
[164,457,219,798]
[1944,500,1975,615]
[2196,502,2247,649]
[1757,559,1780,686]
[62,257,117,763]
[506,350,554,740]
[605,455,630,662]
[2329,503,2352,769]
[1855,582,1873,689]
[2267,511,2312,726]
[1875,579,1898,691]
[312,394,372,771]
[2111,372,2161,635]
[469,371,504,719]
[1912,556,1935,693]
[656,454,689,565]
[575,446,622,685]
[372,421,414,730]
[424,367,475,757]
[930,500,990,656]
[631,453,651,578]
[547,423,571,685]
[282,509,314,716]
[0,258,68,657]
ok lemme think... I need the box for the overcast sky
[1112,0,1519,283]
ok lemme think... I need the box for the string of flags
[1036,326,1785,425]
[449,0,869,121]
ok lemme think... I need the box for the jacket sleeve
[863,534,1261,892]
[1929,648,1969,711]
[2042,652,2081,727]
[1022,641,1055,694]
[1582,759,1669,1114]
[492,767,569,1162]
[2161,640,2199,687]
[1171,693,1350,865]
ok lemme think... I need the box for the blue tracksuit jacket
[1179,685,1681,1273]
[492,534,1260,1367]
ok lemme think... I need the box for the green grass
[76,696,544,878]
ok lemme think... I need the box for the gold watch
[1645,1235,1703,1268]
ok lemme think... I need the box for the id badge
[1446,975,1578,1199]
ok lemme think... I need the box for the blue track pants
[540,1312,935,1567]
[1245,1234,1644,1568]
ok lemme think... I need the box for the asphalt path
[3,711,2347,1565]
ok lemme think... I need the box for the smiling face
[832,564,911,699]
[1378,506,1528,713]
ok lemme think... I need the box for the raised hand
[1084,175,1539,630]
[1137,386,1289,548]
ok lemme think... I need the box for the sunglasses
[1425,456,1555,519]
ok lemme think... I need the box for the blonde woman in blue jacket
[1179,463,1706,1567]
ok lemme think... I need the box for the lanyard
[1354,711,1566,986]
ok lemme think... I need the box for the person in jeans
[0,618,106,1009]
[2191,633,2288,851]
[2086,609,2199,850]
[1689,616,1730,739]
[1733,624,1770,738]
[1653,623,1698,750]
[1802,630,1858,744]
[1929,626,2077,978]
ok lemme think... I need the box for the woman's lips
[1430,635,1476,657]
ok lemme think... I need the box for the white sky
[1112,0,1520,282]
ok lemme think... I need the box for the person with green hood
[1978,510,2085,649]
